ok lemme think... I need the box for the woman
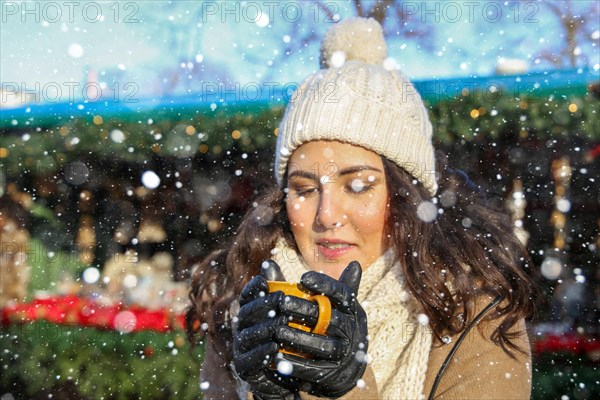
[188,17,536,399]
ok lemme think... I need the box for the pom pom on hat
[320,17,387,68]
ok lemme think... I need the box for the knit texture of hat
[274,17,438,196]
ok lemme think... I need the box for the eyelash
[348,184,374,194]
[292,183,374,197]
[294,187,317,197]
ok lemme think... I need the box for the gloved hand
[274,261,368,398]
[232,260,299,400]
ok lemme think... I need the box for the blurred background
[1,1,599,399]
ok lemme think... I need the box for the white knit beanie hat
[274,17,438,196]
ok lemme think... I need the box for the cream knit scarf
[272,240,433,400]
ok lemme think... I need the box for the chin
[312,261,348,280]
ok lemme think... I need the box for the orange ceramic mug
[267,281,332,356]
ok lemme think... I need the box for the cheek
[355,195,388,231]
[286,198,311,229]
[286,200,316,254]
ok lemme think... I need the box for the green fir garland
[1,321,203,400]
[1,93,597,176]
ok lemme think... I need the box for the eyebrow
[287,165,383,181]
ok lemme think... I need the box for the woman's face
[286,140,389,279]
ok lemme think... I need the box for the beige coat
[200,298,532,400]
[299,319,531,400]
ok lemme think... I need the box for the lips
[316,239,355,260]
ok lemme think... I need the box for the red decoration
[533,332,600,358]
[143,346,155,357]
[1,295,186,333]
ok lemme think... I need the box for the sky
[1,0,599,104]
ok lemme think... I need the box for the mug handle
[308,294,331,335]
[280,295,331,357]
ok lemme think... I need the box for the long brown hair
[186,188,293,354]
[187,152,536,360]
[382,155,536,354]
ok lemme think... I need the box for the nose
[316,187,346,229]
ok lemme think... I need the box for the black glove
[275,261,368,398]
[232,260,300,400]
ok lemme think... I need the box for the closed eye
[346,179,374,194]
[291,186,318,197]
